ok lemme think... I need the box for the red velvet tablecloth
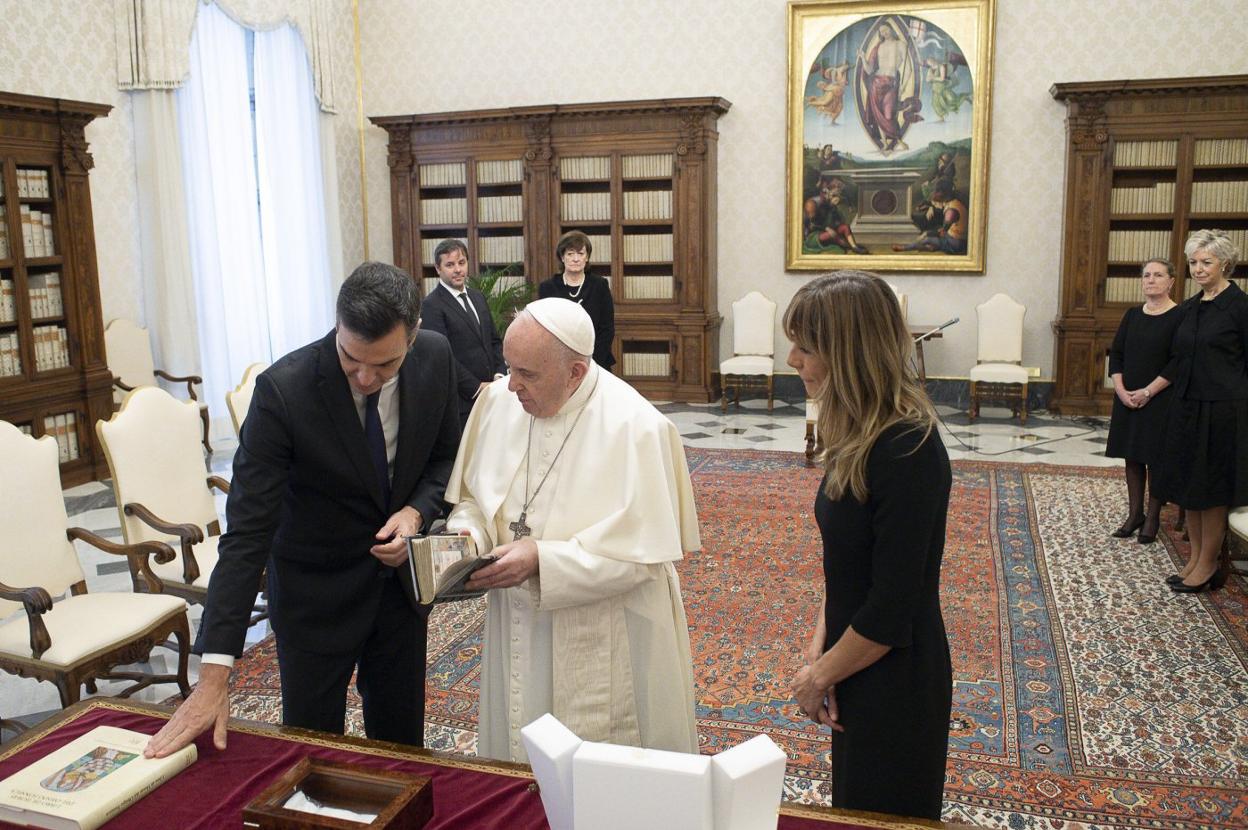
[0,701,938,830]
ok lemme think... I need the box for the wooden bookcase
[372,97,730,402]
[1049,76,1248,416]
[0,91,113,485]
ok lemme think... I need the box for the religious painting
[786,0,996,272]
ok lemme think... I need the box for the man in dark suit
[146,262,460,757]
[419,239,506,425]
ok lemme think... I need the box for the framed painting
[786,0,996,272]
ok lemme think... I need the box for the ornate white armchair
[0,421,190,709]
[96,387,225,607]
[968,293,1028,424]
[720,291,777,412]
[226,362,268,436]
[104,318,212,453]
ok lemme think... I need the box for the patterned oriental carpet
[211,449,1248,830]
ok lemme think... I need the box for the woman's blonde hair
[1184,229,1240,275]
[784,271,937,502]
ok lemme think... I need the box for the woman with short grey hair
[1152,229,1245,592]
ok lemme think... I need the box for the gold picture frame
[786,0,996,272]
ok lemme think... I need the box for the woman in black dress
[1106,258,1181,543]
[786,271,952,819]
[538,230,615,371]
[1153,229,1245,592]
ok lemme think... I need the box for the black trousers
[275,576,427,746]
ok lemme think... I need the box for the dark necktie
[459,292,478,325]
[364,390,390,507]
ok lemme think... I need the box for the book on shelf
[623,275,675,300]
[1190,180,1248,213]
[0,278,14,322]
[0,332,21,377]
[560,192,611,222]
[18,423,32,435]
[1104,277,1144,304]
[559,157,610,180]
[1112,140,1177,167]
[0,205,9,258]
[20,205,34,252]
[405,533,494,605]
[0,725,196,830]
[418,163,466,187]
[477,194,523,223]
[1194,138,1248,166]
[623,190,672,221]
[420,197,467,225]
[621,154,674,178]
[66,412,79,459]
[478,235,524,264]
[1107,229,1170,263]
[585,234,612,263]
[622,233,674,262]
[42,213,54,255]
[30,209,46,256]
[476,159,523,185]
[45,413,68,463]
[1110,181,1173,214]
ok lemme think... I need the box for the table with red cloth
[0,700,950,830]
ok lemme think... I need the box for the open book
[406,534,495,605]
[0,725,196,830]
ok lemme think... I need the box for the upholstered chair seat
[969,293,1029,424]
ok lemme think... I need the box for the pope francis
[447,298,701,762]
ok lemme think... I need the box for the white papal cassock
[445,361,701,762]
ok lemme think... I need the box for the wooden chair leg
[767,376,774,411]
[805,422,816,466]
[968,382,978,422]
[199,407,213,455]
[1019,387,1028,425]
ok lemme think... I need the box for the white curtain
[253,22,335,357]
[177,2,270,431]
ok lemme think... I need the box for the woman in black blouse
[538,230,616,371]
[1106,258,1181,543]
[1152,229,1245,592]
[786,272,952,819]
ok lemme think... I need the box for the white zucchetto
[524,298,595,356]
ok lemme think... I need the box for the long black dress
[537,273,616,370]
[1156,282,1248,509]
[814,421,952,819]
[1105,305,1182,464]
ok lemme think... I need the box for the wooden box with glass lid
[0,91,112,485]
[1049,76,1248,416]
[372,97,730,402]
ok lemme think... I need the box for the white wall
[357,0,1248,379]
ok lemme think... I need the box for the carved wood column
[383,125,415,277]
[523,116,554,283]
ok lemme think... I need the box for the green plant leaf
[467,263,533,334]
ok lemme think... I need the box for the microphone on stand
[914,317,959,344]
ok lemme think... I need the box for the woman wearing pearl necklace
[538,230,616,372]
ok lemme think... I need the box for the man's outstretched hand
[144,663,231,758]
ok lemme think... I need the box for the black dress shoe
[1137,530,1158,544]
[1111,516,1145,538]
[1165,574,1183,585]
[1170,570,1229,593]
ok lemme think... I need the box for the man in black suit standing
[146,262,460,757]
[419,239,506,425]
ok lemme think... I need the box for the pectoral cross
[509,512,532,541]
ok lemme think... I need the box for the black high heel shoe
[1137,522,1159,544]
[1111,516,1146,538]
[1165,574,1183,585]
[1170,569,1229,593]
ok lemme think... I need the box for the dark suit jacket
[420,283,506,407]
[195,329,461,657]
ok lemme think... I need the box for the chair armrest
[66,527,171,594]
[122,504,203,585]
[113,376,136,393]
[0,581,52,659]
[154,369,203,401]
[207,476,230,495]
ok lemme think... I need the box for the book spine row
[421,198,467,226]
[1113,140,1178,167]
[1110,181,1174,214]
[420,236,467,266]
[0,278,14,322]
[1222,229,1248,255]
[419,163,466,187]
[32,324,69,371]
[16,168,51,198]
[476,159,523,184]
[586,234,612,263]
[17,423,31,435]
[0,332,22,376]
[560,156,611,180]
[622,190,673,221]
[28,272,63,318]
[1190,180,1248,213]
[623,275,675,300]
[19,206,56,257]
[1194,138,1248,166]
[561,192,611,222]
[1107,229,1170,263]
[477,195,523,223]
[0,205,8,259]
[622,352,671,377]
[622,233,674,262]
[478,236,524,264]
[1104,277,1144,304]
[622,154,674,178]
[41,411,79,462]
